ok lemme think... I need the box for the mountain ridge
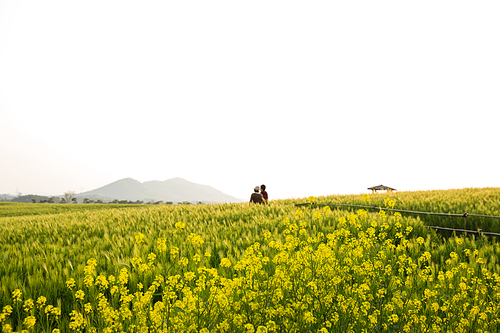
[78,177,243,203]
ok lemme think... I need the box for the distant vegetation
[1,188,499,332]
[11,194,55,203]
[0,194,15,202]
[10,195,207,205]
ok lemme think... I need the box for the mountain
[77,178,243,203]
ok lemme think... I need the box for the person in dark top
[250,186,263,204]
[260,184,268,204]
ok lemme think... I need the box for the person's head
[254,186,260,193]
[261,184,266,191]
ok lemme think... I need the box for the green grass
[0,202,142,218]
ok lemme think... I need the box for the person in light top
[250,186,263,204]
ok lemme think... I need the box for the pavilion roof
[367,184,397,191]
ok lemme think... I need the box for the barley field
[312,187,500,232]
[1,188,500,332]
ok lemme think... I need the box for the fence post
[463,213,468,229]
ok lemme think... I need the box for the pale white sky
[1,1,499,200]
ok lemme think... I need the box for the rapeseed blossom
[66,278,76,290]
[22,298,33,313]
[75,290,85,300]
[156,237,167,253]
[170,246,179,258]
[220,258,232,268]
[187,233,204,247]
[135,233,145,244]
[12,289,22,304]
[384,198,395,209]
[36,296,46,309]
[23,316,36,329]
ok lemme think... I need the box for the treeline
[11,195,56,203]
[12,195,78,204]
[12,195,206,205]
[89,199,205,205]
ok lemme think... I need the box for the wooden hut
[367,185,396,193]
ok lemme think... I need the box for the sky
[1,1,499,201]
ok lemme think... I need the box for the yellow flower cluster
[0,305,13,323]
[384,198,396,209]
[12,289,22,304]
[2,290,61,332]
[187,233,204,247]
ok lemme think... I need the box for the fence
[295,202,500,237]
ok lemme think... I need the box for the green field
[1,188,500,332]
[313,187,500,233]
[0,202,141,218]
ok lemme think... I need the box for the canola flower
[23,316,36,329]
[66,278,76,291]
[174,221,186,231]
[384,198,396,209]
[12,289,22,304]
[220,258,232,268]
[135,233,145,245]
[75,290,85,301]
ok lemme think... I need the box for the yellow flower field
[1,188,500,332]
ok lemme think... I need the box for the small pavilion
[367,185,397,193]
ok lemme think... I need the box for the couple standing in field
[250,184,268,204]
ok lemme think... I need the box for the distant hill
[77,178,243,203]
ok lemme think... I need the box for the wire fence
[295,202,500,237]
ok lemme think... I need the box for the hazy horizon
[1,1,499,200]
[2,176,499,202]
